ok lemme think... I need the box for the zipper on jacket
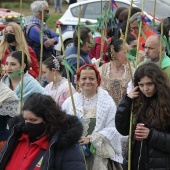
[47,141,55,170]
[137,141,143,170]
[0,130,14,165]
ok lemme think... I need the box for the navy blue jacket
[0,115,85,170]
[63,45,92,87]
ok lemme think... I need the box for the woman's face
[78,69,98,93]
[4,25,14,35]
[4,25,16,44]
[128,40,137,50]
[138,76,156,97]
[23,110,44,124]
[117,45,128,64]
[5,56,21,77]
[42,64,54,83]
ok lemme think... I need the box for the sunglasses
[44,10,49,13]
[39,10,49,13]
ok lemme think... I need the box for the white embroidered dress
[62,87,123,169]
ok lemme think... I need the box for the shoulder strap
[66,54,85,62]
[28,149,45,170]
[25,23,39,37]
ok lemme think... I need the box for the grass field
[1,1,69,32]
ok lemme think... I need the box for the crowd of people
[0,0,170,169]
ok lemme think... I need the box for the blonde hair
[0,22,31,64]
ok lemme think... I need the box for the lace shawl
[62,87,123,164]
[0,82,19,116]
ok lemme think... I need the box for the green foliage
[46,13,62,32]
[2,3,29,9]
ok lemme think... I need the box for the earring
[53,75,56,82]
[110,45,117,61]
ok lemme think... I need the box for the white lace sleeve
[0,97,20,117]
[88,132,115,158]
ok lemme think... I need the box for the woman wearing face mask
[1,51,47,104]
[0,61,19,152]
[42,56,76,106]
[62,64,123,170]
[99,37,134,105]
[116,63,170,170]
[126,33,145,67]
[0,22,39,78]
[0,93,85,170]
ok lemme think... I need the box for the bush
[46,13,62,32]
[2,3,29,9]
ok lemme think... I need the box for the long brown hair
[0,22,31,64]
[133,62,170,130]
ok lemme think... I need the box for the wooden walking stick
[100,0,110,62]
[38,6,45,84]
[152,0,157,29]
[58,26,88,170]
[76,4,81,91]
[159,18,164,67]
[124,0,133,47]
[121,2,134,169]
[136,0,146,68]
[58,26,77,116]
[19,0,24,112]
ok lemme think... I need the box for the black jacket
[0,115,85,170]
[115,95,170,170]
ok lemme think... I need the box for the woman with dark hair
[1,51,46,103]
[42,56,75,106]
[99,37,134,105]
[115,62,170,170]
[0,93,85,169]
[114,7,127,25]
[62,64,123,170]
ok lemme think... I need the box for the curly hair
[0,22,31,64]
[22,93,71,140]
[132,62,170,130]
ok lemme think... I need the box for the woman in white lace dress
[0,62,19,151]
[62,64,123,170]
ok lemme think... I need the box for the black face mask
[25,122,45,142]
[5,33,16,43]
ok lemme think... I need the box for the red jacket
[5,134,49,170]
[2,46,39,78]
[89,36,109,63]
